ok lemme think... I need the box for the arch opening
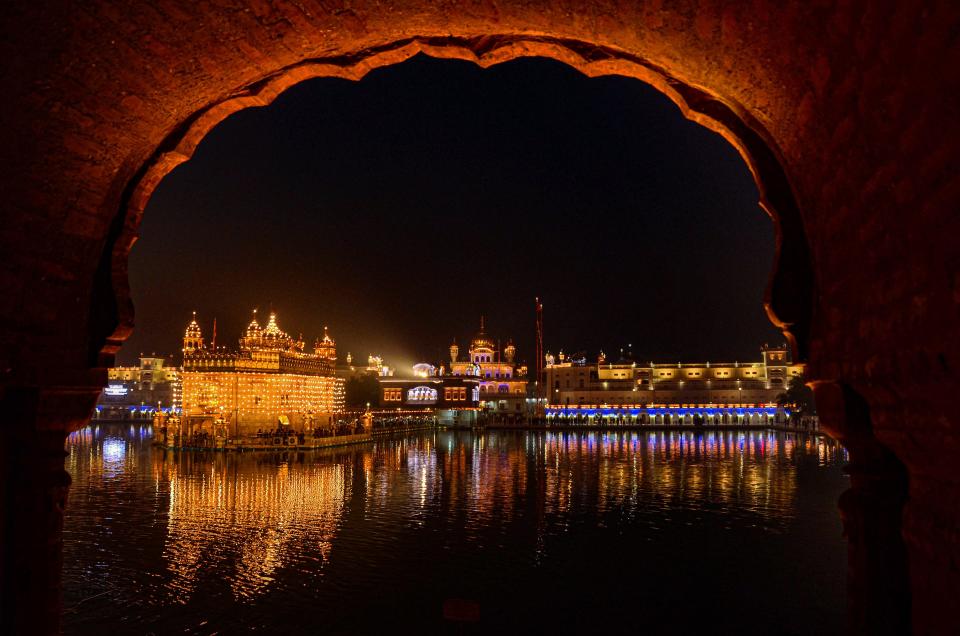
[92,36,815,373]
[63,46,860,636]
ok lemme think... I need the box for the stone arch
[1,3,956,634]
[99,36,813,369]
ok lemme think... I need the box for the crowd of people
[255,426,306,444]
[314,419,366,437]
[368,415,437,431]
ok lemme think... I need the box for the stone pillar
[814,381,910,636]
[901,474,960,636]
[0,384,100,635]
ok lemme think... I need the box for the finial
[480,315,485,331]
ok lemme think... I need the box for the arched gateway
[1,2,957,634]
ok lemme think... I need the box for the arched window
[406,386,438,403]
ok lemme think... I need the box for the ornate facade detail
[180,311,345,433]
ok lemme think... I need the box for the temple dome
[184,312,202,338]
[262,312,288,339]
[245,310,262,338]
[320,325,335,345]
[470,316,494,351]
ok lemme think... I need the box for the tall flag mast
[535,297,544,418]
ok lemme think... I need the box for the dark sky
[124,54,783,371]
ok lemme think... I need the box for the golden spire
[184,311,202,338]
[315,325,336,361]
[183,311,204,353]
[264,311,282,336]
[471,315,494,351]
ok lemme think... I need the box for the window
[444,387,466,401]
[407,386,438,403]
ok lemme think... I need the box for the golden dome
[184,312,202,339]
[262,312,288,339]
[245,310,262,338]
[320,325,335,346]
[314,326,336,360]
[470,316,494,351]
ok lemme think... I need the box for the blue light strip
[545,406,788,418]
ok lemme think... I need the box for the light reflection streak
[64,426,846,612]
[155,453,347,602]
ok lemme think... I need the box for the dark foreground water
[63,426,848,635]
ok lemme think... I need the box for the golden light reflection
[65,427,845,611]
[153,452,347,602]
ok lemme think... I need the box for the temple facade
[447,318,528,416]
[180,311,345,435]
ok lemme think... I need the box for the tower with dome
[446,317,529,417]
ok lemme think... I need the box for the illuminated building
[376,317,529,424]
[180,311,345,434]
[447,317,529,415]
[95,356,181,420]
[378,376,481,426]
[544,344,802,424]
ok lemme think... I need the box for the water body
[63,426,848,635]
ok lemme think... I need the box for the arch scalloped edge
[101,34,813,366]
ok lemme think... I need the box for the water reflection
[64,426,847,634]
[162,457,346,601]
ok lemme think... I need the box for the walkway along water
[152,411,440,451]
[153,409,822,452]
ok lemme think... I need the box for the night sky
[124,54,783,371]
